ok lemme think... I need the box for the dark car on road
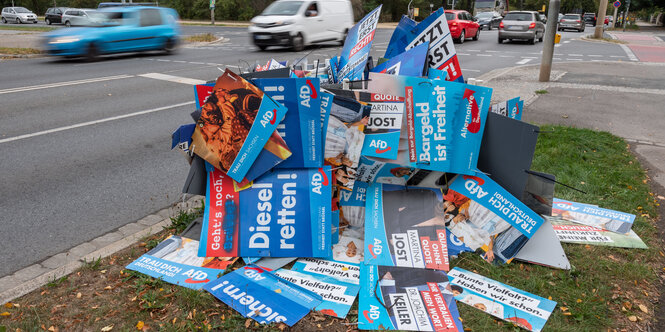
[475,11,502,30]
[498,11,546,44]
[558,13,585,32]
[583,12,596,26]
[45,7,68,25]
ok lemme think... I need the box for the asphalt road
[0,24,632,278]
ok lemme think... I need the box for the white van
[249,0,354,51]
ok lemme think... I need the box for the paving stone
[0,275,21,293]
[137,214,163,226]
[156,207,174,219]
[68,242,97,258]
[90,231,123,249]
[118,222,145,236]
[41,253,78,269]
[12,264,50,282]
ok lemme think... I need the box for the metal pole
[612,6,618,28]
[595,0,608,38]
[622,0,630,31]
[211,8,215,25]
[539,0,561,82]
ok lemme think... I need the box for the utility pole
[622,0,631,31]
[595,0,608,38]
[612,5,618,28]
[210,0,215,25]
[539,0,561,82]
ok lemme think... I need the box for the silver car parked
[1,7,38,24]
[498,11,546,44]
[61,8,104,27]
[558,14,585,32]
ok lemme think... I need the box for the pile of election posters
[123,5,652,330]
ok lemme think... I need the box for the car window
[504,12,533,21]
[445,12,454,20]
[261,1,304,16]
[140,8,163,26]
[562,15,579,19]
[305,2,318,16]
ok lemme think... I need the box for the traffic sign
[613,1,621,8]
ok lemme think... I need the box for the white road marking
[457,53,471,55]
[0,75,134,95]
[172,60,187,63]
[619,44,638,61]
[610,55,625,58]
[461,68,481,72]
[156,59,170,62]
[588,54,602,57]
[566,58,583,61]
[516,58,533,65]
[568,54,583,56]
[467,49,481,52]
[0,101,194,145]
[476,54,492,57]
[485,50,499,53]
[520,56,537,58]
[138,73,206,85]
[189,62,205,65]
[499,55,514,58]
[563,40,571,43]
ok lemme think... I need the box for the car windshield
[504,13,532,21]
[15,7,31,13]
[261,1,303,16]
[476,12,493,18]
[445,13,455,20]
[562,15,579,19]
[89,11,129,26]
[86,11,105,19]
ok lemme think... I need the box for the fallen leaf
[628,316,637,322]
[172,318,177,324]
[560,307,569,312]
[136,321,145,330]
[3,303,12,309]
[0,312,10,317]
[576,299,582,303]
[624,301,633,310]
[548,296,552,300]
[563,312,572,316]
[562,114,569,118]
[76,293,82,299]
[245,319,252,328]
[48,326,57,332]
[101,325,114,332]
[639,304,648,313]
[100,270,107,274]
[104,286,113,290]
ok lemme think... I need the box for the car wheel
[457,30,465,44]
[292,33,304,52]
[498,37,503,44]
[46,18,51,25]
[538,33,543,42]
[65,21,71,27]
[473,29,479,41]
[530,37,536,45]
[1,17,6,24]
[86,43,99,62]
[163,38,177,54]
[16,17,21,24]
[257,45,267,51]
[339,29,348,45]
[488,25,492,31]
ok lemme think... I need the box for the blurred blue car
[43,6,179,60]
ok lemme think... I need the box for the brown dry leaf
[0,312,10,317]
[639,304,648,313]
[576,299,582,303]
[187,311,193,320]
[104,286,113,290]
[560,307,569,312]
[245,319,252,328]
[277,323,287,331]
[100,270,107,274]
[548,296,552,300]
[136,321,145,330]
[317,324,322,328]
[101,325,114,332]
[172,318,177,324]
[3,303,13,309]
[624,301,632,310]
[47,326,58,332]
[563,312,572,316]
[131,296,137,302]
[76,293,82,299]
[628,316,638,322]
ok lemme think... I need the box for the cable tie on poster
[524,169,587,194]
[373,279,397,311]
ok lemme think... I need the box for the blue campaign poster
[371,42,430,77]
[204,265,322,326]
[448,83,492,175]
[336,6,382,82]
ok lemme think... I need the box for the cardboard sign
[252,77,322,168]
[552,198,635,234]
[359,265,464,331]
[448,84,492,175]
[291,257,360,285]
[371,42,430,77]
[449,268,557,332]
[365,184,451,271]
[204,265,322,326]
[198,165,332,258]
[490,97,523,120]
[548,216,646,248]
[385,8,463,82]
[191,69,291,182]
[194,83,215,110]
[446,173,544,263]
[126,235,236,290]
[274,268,360,318]
[336,5,382,82]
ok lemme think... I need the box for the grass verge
[184,33,217,43]
[0,25,55,32]
[0,47,42,55]
[0,126,661,331]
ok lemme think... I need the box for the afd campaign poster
[204,265,322,326]
[384,8,464,82]
[360,93,405,160]
[547,216,647,249]
[252,77,322,168]
[364,183,451,271]
[198,164,332,258]
[446,173,544,264]
[191,69,291,182]
[371,42,430,77]
[126,235,236,290]
[552,198,635,234]
[449,268,557,332]
[336,5,382,82]
[359,265,464,331]
[490,97,523,121]
[194,83,215,110]
[274,268,360,319]
[291,257,360,285]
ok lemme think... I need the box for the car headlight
[49,36,82,44]
[275,20,294,26]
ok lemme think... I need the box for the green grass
[46,275,68,288]
[535,89,549,94]
[0,47,42,55]
[184,33,217,43]
[82,257,103,271]
[452,125,660,331]
[167,201,204,234]
[0,25,55,32]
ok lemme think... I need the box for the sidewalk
[607,20,665,62]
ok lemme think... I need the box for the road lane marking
[516,58,533,65]
[461,68,481,72]
[568,54,583,56]
[138,73,206,85]
[0,101,194,145]
[588,54,602,57]
[0,75,133,95]
[619,44,638,61]
[610,55,625,58]
[476,54,492,57]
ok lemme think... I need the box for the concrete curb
[0,195,204,305]
[0,53,44,59]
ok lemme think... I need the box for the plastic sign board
[337,5,382,82]
[614,1,621,8]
